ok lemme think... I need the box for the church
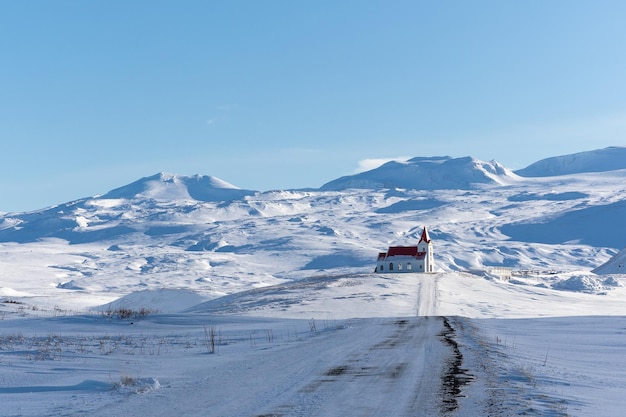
[375,227,434,273]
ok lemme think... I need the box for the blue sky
[2,1,625,212]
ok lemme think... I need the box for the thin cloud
[206,105,237,127]
[355,157,410,173]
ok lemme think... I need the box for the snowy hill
[593,246,626,274]
[320,156,519,191]
[0,173,256,244]
[101,172,257,201]
[515,146,626,177]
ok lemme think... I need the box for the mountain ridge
[4,147,626,215]
[514,146,626,177]
[1,146,625,293]
[320,156,519,191]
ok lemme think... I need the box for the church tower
[417,226,434,272]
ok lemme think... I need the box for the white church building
[375,227,434,273]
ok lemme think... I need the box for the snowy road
[88,318,450,417]
[415,272,440,316]
[87,275,453,417]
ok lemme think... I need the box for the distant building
[376,227,434,273]
[484,266,512,281]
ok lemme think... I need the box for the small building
[484,266,512,281]
[376,227,434,273]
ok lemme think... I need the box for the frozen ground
[1,271,625,416]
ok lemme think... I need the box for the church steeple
[418,226,434,273]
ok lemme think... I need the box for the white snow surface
[1,148,626,416]
[515,146,626,177]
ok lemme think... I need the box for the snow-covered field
[1,148,626,416]
[1,272,625,416]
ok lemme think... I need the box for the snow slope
[593,246,626,274]
[515,146,626,177]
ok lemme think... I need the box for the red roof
[377,227,431,261]
[387,246,419,257]
[380,246,426,259]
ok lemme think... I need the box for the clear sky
[2,1,625,212]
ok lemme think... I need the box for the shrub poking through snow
[203,325,220,354]
[100,306,158,320]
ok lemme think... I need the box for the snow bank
[551,274,622,294]
[95,289,207,314]
[0,287,34,297]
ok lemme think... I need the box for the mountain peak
[100,173,256,202]
[320,156,519,191]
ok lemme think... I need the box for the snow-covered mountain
[101,172,256,202]
[514,146,626,177]
[2,147,626,416]
[0,173,257,244]
[1,147,625,305]
[320,156,519,190]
